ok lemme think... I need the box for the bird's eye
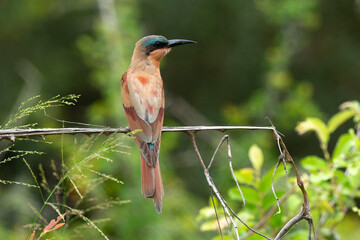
[154,41,161,45]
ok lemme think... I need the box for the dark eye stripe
[143,38,168,55]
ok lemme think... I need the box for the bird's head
[132,35,196,65]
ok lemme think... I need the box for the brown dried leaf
[29,230,36,240]
[43,213,66,233]
[53,223,65,230]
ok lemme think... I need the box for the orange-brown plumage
[121,35,195,213]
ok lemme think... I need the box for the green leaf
[268,212,283,228]
[228,186,259,204]
[287,194,302,213]
[301,156,327,171]
[212,235,233,240]
[249,144,263,170]
[328,109,354,133]
[200,219,220,231]
[262,190,285,209]
[310,169,334,183]
[348,168,360,189]
[237,211,256,224]
[323,212,345,226]
[209,196,219,209]
[341,185,355,196]
[247,234,269,240]
[332,133,354,160]
[196,207,215,222]
[286,230,310,240]
[296,117,329,145]
[340,101,360,122]
[234,168,254,185]
[333,157,347,169]
[259,166,287,194]
[228,186,245,201]
[334,170,348,185]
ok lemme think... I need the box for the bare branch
[0,125,275,141]
[272,129,317,240]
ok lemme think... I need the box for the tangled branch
[0,125,316,239]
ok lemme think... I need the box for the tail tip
[154,201,162,214]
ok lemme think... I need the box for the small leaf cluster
[296,101,360,238]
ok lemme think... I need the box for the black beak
[167,39,197,48]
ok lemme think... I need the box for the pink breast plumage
[127,73,163,124]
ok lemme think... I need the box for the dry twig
[272,129,317,240]
[189,132,271,240]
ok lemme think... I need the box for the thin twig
[271,156,283,216]
[209,188,223,240]
[225,136,246,206]
[208,135,245,205]
[189,131,271,240]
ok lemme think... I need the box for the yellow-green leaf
[328,109,354,133]
[301,156,327,171]
[340,101,360,121]
[201,217,228,231]
[249,144,263,170]
[212,235,233,240]
[296,117,329,145]
[197,206,215,221]
[234,168,254,185]
[200,220,219,231]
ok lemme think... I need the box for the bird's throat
[149,48,171,68]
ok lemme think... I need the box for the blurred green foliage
[0,0,360,239]
[198,101,360,239]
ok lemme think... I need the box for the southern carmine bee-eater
[121,35,196,213]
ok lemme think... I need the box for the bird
[121,35,196,213]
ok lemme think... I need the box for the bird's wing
[149,107,164,163]
[121,71,164,166]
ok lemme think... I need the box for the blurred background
[0,0,359,239]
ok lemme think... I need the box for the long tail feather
[153,161,164,213]
[141,155,155,198]
[140,154,164,213]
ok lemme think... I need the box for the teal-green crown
[142,37,168,47]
